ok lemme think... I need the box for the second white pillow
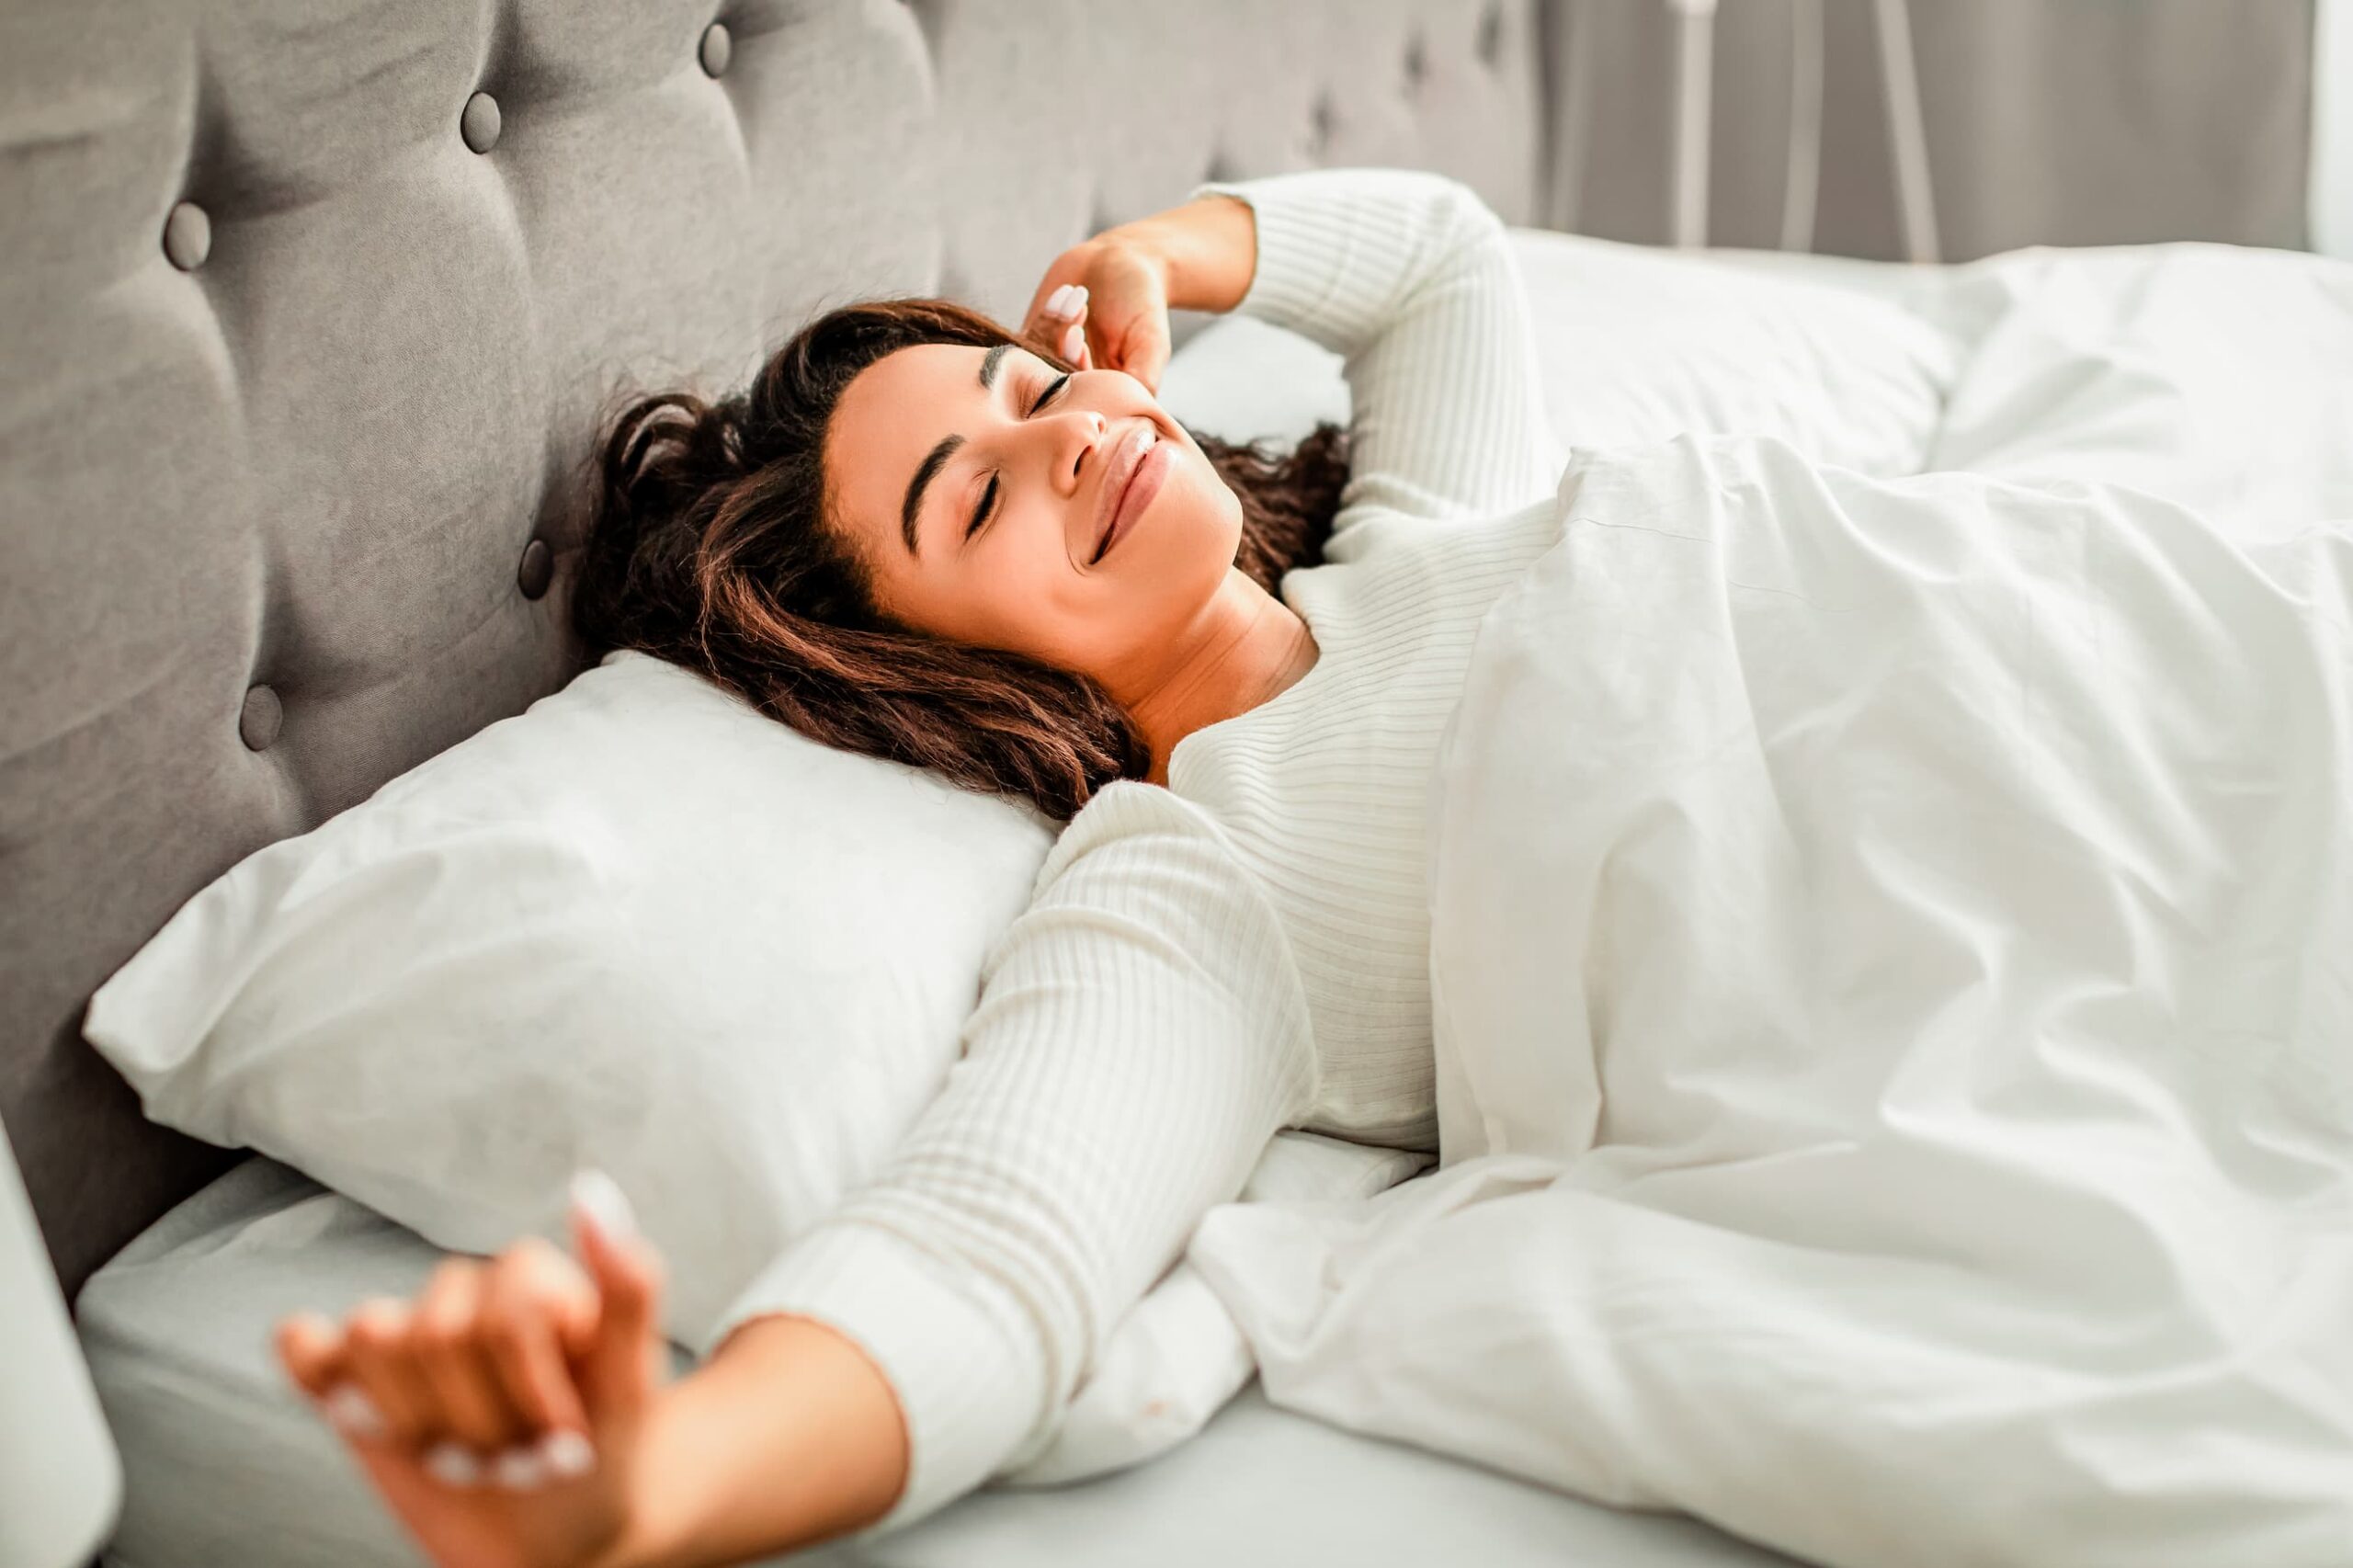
[1160,228,1960,479]
[85,650,1056,1351]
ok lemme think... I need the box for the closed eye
[966,373,1074,540]
[967,477,996,540]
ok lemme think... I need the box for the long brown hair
[570,297,1347,822]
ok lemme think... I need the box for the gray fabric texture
[0,0,1549,1300]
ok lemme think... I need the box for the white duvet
[1181,243,2353,1565]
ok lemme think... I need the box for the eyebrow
[901,341,1012,556]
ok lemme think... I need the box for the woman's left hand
[1017,193,1259,390]
[1016,233,1176,392]
[274,1173,671,1568]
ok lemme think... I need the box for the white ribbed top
[710,166,1568,1540]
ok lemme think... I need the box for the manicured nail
[1068,284,1088,312]
[1044,283,1073,317]
[425,1442,483,1488]
[538,1429,597,1479]
[1063,322,1084,359]
[323,1383,386,1439]
[569,1167,638,1241]
[491,1446,549,1491]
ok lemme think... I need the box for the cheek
[872,554,1029,653]
[964,533,1096,660]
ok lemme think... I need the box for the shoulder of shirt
[1029,780,1247,900]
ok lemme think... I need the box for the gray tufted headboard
[0,0,1555,1299]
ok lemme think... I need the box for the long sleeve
[1188,166,1563,552]
[702,783,1321,1540]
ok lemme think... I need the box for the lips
[1091,423,1159,565]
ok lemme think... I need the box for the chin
[1132,498,1235,605]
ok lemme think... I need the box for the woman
[272,164,1569,1567]
[270,148,2353,1563]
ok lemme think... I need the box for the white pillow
[1160,228,1960,479]
[85,650,1055,1351]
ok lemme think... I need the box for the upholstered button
[239,685,282,751]
[517,537,553,600]
[1476,2,1506,67]
[1403,34,1428,89]
[1306,93,1336,155]
[699,21,733,77]
[461,91,502,153]
[163,202,210,270]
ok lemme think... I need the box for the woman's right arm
[672,783,1320,1556]
[279,786,1316,1568]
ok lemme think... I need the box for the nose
[1051,407,1109,494]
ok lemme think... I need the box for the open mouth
[1091,426,1165,565]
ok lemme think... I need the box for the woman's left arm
[1015,166,1559,549]
[1187,167,1564,540]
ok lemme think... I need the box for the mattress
[78,1155,1798,1568]
[75,226,2353,1566]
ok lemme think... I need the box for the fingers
[281,1239,609,1493]
[1017,255,1089,340]
[278,1309,395,1445]
[478,1237,596,1439]
[278,1172,664,1497]
[412,1258,523,1453]
[340,1297,442,1449]
[276,1311,345,1401]
[568,1170,666,1417]
[1027,282,1091,369]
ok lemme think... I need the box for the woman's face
[824,341,1242,687]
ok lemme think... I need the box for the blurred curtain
[1540,0,2318,259]
[2318,0,2351,255]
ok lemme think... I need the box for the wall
[1544,0,2317,259]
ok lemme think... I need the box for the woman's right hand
[275,1172,671,1568]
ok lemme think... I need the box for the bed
[11,1,2353,1564]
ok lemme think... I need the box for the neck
[1120,570,1318,786]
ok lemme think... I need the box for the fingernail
[569,1167,638,1241]
[1068,284,1088,312]
[425,1442,483,1488]
[1063,323,1084,359]
[1046,283,1074,317]
[491,1446,549,1491]
[323,1383,386,1439]
[538,1429,597,1479]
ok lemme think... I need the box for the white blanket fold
[1188,430,2353,1567]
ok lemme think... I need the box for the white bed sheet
[78,1155,1799,1568]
